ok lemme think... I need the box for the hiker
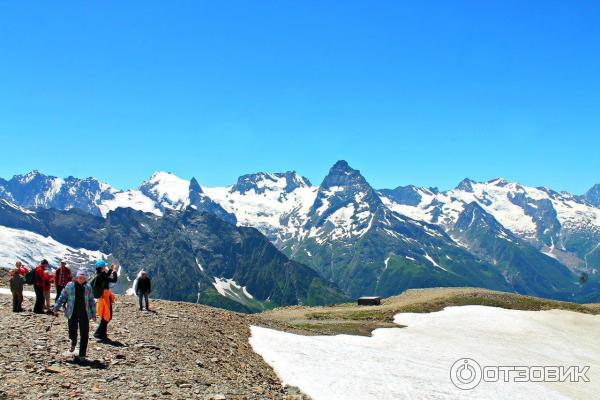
[33,260,50,314]
[134,271,152,311]
[43,269,54,312]
[9,264,25,312]
[54,261,73,302]
[10,261,29,277]
[92,260,118,342]
[53,269,96,361]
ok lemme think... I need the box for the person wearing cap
[53,269,96,361]
[33,259,50,314]
[134,271,152,311]
[54,261,73,302]
[92,259,118,342]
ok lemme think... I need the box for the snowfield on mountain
[250,305,600,400]
[0,224,105,270]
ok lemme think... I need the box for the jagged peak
[321,160,369,190]
[189,177,203,194]
[14,170,47,183]
[455,178,475,192]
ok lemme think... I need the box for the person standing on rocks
[53,269,96,361]
[33,259,50,314]
[54,261,72,303]
[134,271,152,311]
[43,269,54,313]
[9,264,25,312]
[92,260,118,342]
[10,261,29,277]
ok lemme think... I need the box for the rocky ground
[0,288,308,400]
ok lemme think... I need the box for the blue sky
[0,1,598,193]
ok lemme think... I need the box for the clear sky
[0,1,598,193]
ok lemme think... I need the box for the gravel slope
[0,290,307,400]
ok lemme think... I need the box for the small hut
[357,296,381,306]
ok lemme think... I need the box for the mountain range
[1,161,599,309]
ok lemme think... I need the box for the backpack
[90,275,104,299]
[24,268,37,285]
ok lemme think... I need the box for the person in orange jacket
[92,260,118,342]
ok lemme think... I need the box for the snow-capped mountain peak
[230,171,311,195]
[303,161,383,241]
[141,171,191,209]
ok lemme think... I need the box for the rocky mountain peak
[487,177,510,187]
[455,178,476,192]
[378,185,423,206]
[584,183,600,207]
[306,161,383,232]
[321,160,369,189]
[16,170,44,183]
[231,171,311,195]
[189,177,203,194]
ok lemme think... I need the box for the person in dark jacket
[33,260,50,314]
[134,271,152,311]
[9,265,25,312]
[53,269,96,361]
[92,260,118,342]
[54,261,73,302]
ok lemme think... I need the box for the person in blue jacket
[53,269,96,361]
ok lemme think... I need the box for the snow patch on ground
[250,306,600,400]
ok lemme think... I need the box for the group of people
[8,259,153,362]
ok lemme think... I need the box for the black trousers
[138,292,149,310]
[55,285,65,302]
[94,318,109,340]
[33,286,45,313]
[68,312,89,357]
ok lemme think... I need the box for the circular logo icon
[450,358,482,390]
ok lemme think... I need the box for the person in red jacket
[33,260,49,314]
[54,261,73,302]
[9,261,29,278]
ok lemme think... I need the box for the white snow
[99,190,162,217]
[144,171,191,208]
[250,306,600,400]
[125,270,145,295]
[213,277,254,301]
[0,287,37,298]
[0,225,105,270]
[203,181,319,242]
[423,252,447,271]
[381,179,600,247]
